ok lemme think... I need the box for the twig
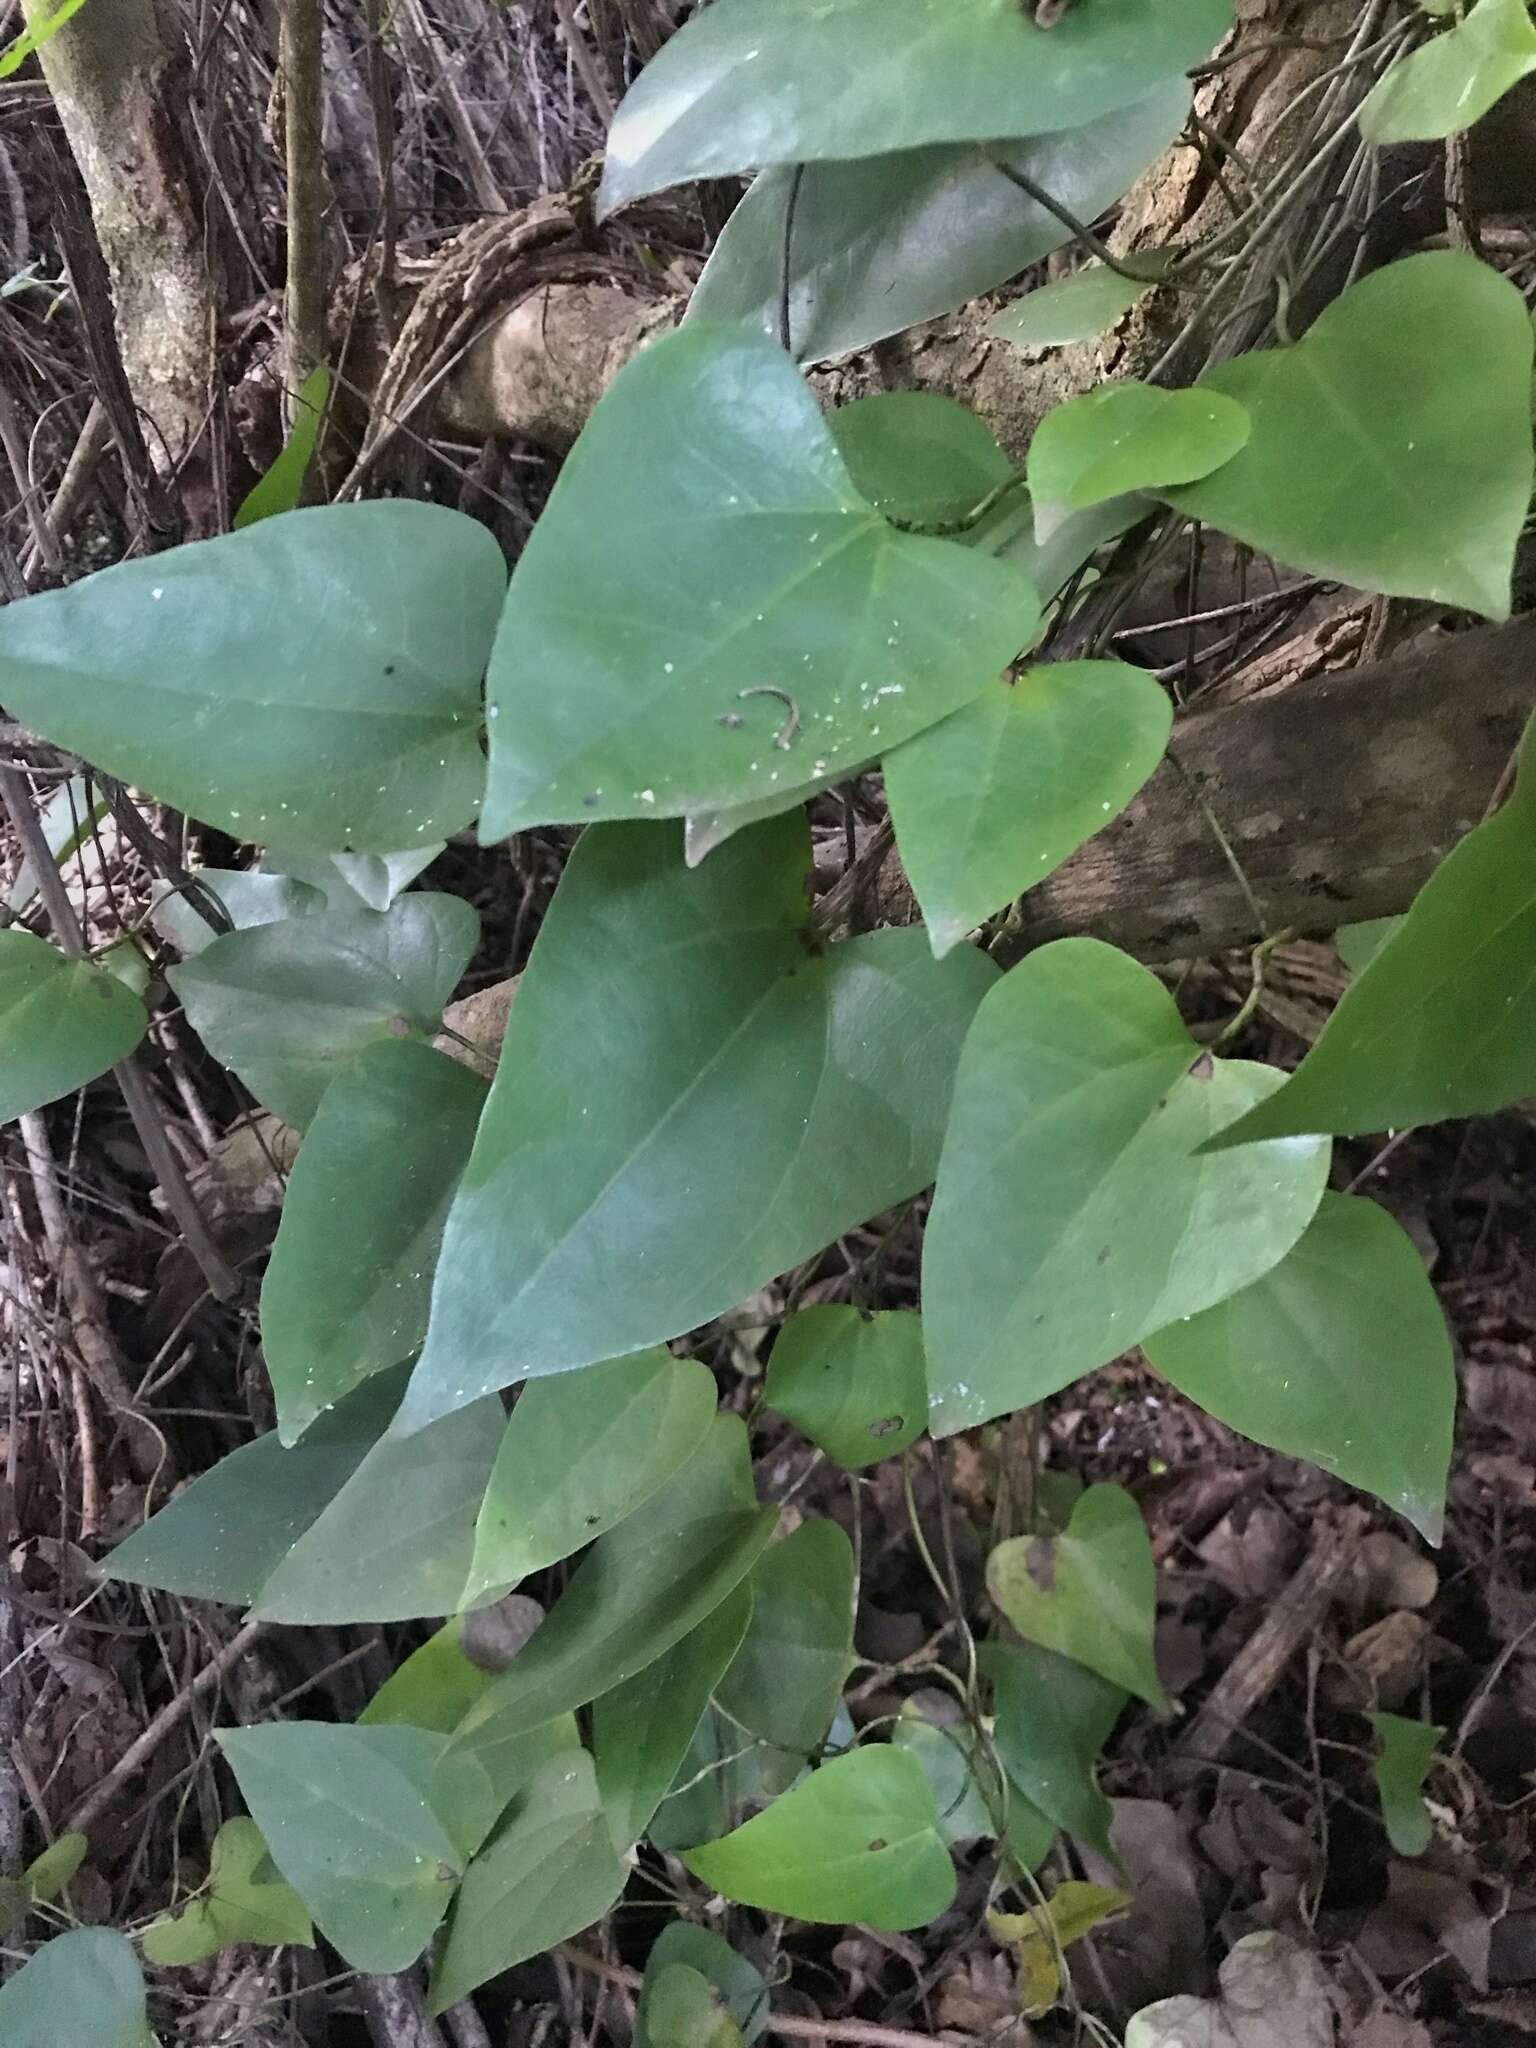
[20,399,110,583]
[559,1947,975,2046]
[0,766,238,1301]
[65,1617,266,1833]
[1180,1507,1367,1766]
[552,0,616,124]
[356,1969,449,2048]
[280,0,328,401]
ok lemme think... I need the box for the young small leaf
[0,931,147,1125]
[0,1929,152,2048]
[766,1307,929,1468]
[1029,382,1249,539]
[594,1583,754,1851]
[830,394,1013,527]
[990,1882,1133,2017]
[464,1352,718,1600]
[990,258,1173,350]
[987,1484,1164,1706]
[479,325,1036,838]
[599,0,1232,211]
[21,1833,86,1903]
[884,661,1172,957]
[261,1041,486,1440]
[217,1722,462,1973]
[638,1965,745,2048]
[429,1753,626,2011]
[1359,0,1536,143]
[641,1924,769,2044]
[0,503,504,852]
[1143,1193,1454,1543]
[253,1396,505,1624]
[1370,1712,1441,1857]
[235,363,332,528]
[718,1520,855,1760]
[688,90,1188,364]
[447,1418,775,1757]
[1167,252,1534,620]
[141,1818,313,1965]
[169,894,478,1130]
[924,939,1330,1436]
[103,1368,402,1605]
[682,1746,955,1931]
[985,1641,1126,1862]
[403,817,995,1430]
[1207,712,1536,1145]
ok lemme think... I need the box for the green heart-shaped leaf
[0,503,504,852]
[682,1746,954,1931]
[987,1484,1163,1707]
[1029,382,1250,538]
[766,1306,929,1468]
[984,1641,1124,1862]
[718,1520,855,1760]
[923,939,1330,1437]
[0,1930,151,2048]
[403,816,995,1430]
[1359,0,1536,143]
[169,894,478,1130]
[599,0,1232,211]
[1143,1193,1454,1543]
[1369,1712,1441,1858]
[479,325,1037,839]
[262,1041,486,1441]
[1167,252,1534,619]
[141,1819,313,1965]
[639,1966,745,2048]
[687,89,1188,364]
[830,394,1014,527]
[1211,709,1536,1147]
[639,1926,769,2045]
[884,661,1172,957]
[0,931,147,1124]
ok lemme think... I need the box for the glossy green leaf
[103,1369,402,1604]
[479,326,1035,838]
[0,1929,152,2048]
[22,1833,85,1903]
[688,88,1188,363]
[1335,916,1403,975]
[719,1521,854,1760]
[640,1966,744,2048]
[404,816,995,1429]
[262,1041,486,1441]
[217,1723,462,1972]
[830,394,1013,526]
[924,939,1330,1436]
[1168,252,1534,619]
[987,1484,1163,1706]
[464,1351,718,1601]
[269,846,443,913]
[141,1818,313,1965]
[361,1618,493,1733]
[599,0,1231,210]
[766,1306,929,1468]
[985,1641,1125,1861]
[448,1417,775,1761]
[1143,1193,1454,1543]
[990,258,1173,349]
[169,894,478,1130]
[1209,713,1536,1145]
[235,364,332,528]
[891,1703,995,1847]
[1369,1712,1441,1858]
[1029,382,1250,538]
[1360,0,1536,142]
[0,503,504,852]
[885,661,1172,956]
[150,869,326,956]
[595,1582,753,1850]
[641,1924,769,2045]
[684,1746,953,1930]
[0,930,146,1124]
[0,0,93,81]
[429,1752,626,2012]
[253,1396,504,1623]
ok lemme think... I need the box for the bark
[25,0,216,469]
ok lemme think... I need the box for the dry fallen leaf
[1125,1932,1335,2048]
